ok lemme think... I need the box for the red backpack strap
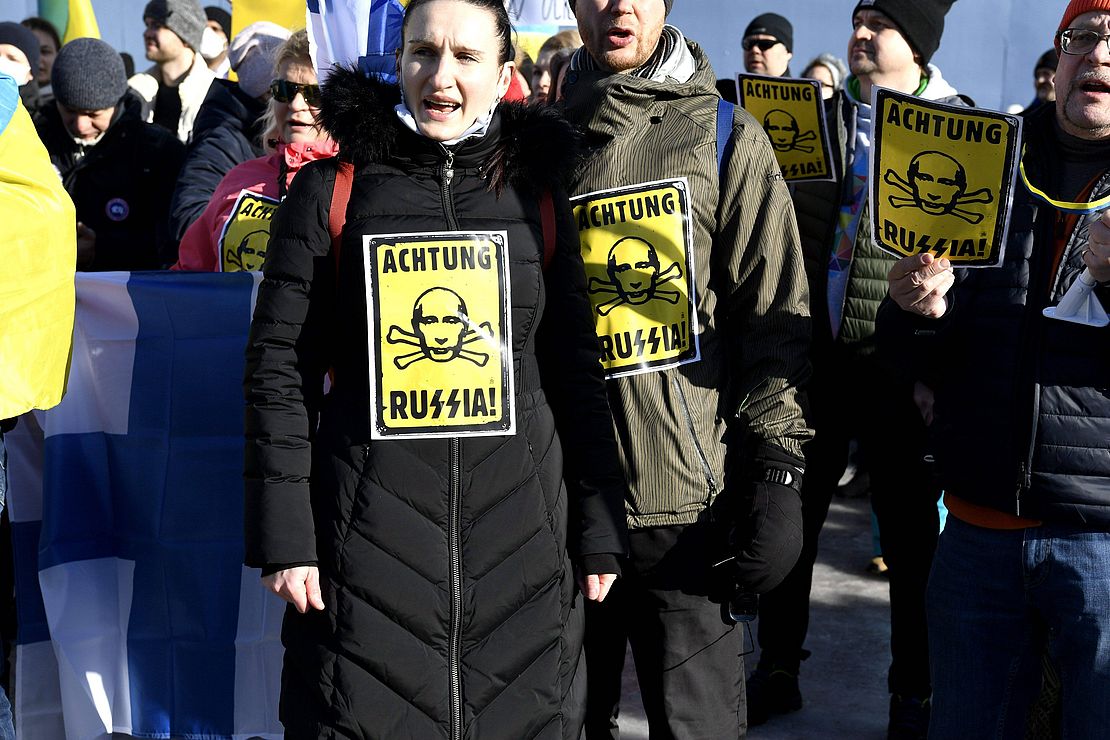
[540,188,556,271]
[329,160,355,270]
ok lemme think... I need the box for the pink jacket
[174,139,339,271]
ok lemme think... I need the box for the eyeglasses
[742,37,781,52]
[1058,28,1110,56]
[269,79,322,106]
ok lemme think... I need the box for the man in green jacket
[754,2,959,738]
[563,1,812,736]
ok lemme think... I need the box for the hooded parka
[243,69,628,739]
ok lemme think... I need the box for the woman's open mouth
[424,98,462,121]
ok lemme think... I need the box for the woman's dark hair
[401,0,514,66]
[20,16,61,53]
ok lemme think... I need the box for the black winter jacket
[244,70,628,739]
[36,92,185,270]
[877,104,1110,527]
[168,79,266,244]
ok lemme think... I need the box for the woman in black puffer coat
[242,1,628,737]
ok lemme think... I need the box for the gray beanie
[228,22,292,99]
[52,38,128,111]
[143,0,207,51]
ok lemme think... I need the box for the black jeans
[756,349,941,698]
[584,523,746,739]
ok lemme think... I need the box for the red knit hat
[1056,0,1110,50]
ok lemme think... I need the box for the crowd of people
[4,0,1110,738]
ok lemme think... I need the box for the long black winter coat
[36,92,185,270]
[243,69,628,739]
[168,79,266,243]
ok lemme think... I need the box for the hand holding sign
[1084,210,1110,284]
[887,252,954,318]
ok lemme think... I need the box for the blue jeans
[927,516,1110,739]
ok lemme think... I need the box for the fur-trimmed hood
[319,65,584,195]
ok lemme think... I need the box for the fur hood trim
[319,65,584,194]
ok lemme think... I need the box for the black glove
[726,445,804,595]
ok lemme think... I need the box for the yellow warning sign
[363,231,514,439]
[737,74,834,183]
[218,190,280,272]
[571,178,699,379]
[870,88,1021,267]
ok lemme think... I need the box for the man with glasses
[880,1,1110,735]
[750,1,959,738]
[742,13,793,77]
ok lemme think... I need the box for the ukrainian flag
[38,0,101,44]
[0,73,75,419]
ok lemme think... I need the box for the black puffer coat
[877,103,1110,526]
[243,69,628,739]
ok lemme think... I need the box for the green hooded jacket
[563,39,812,530]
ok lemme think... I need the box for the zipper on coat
[438,142,464,740]
[672,376,720,497]
[440,145,460,230]
[448,437,463,740]
[1012,208,1064,515]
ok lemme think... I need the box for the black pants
[584,523,746,739]
[756,349,941,698]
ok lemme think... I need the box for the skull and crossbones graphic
[226,229,269,271]
[763,110,817,154]
[386,287,493,370]
[587,236,683,317]
[884,151,994,225]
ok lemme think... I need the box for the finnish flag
[307,0,408,85]
[7,272,286,740]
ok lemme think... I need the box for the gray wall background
[0,0,1068,111]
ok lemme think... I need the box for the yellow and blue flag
[0,73,75,420]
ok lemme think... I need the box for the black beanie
[204,6,231,38]
[1034,48,1058,73]
[569,0,673,16]
[743,13,793,53]
[52,37,128,111]
[852,0,956,65]
[0,22,40,76]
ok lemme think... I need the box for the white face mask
[0,57,32,85]
[199,26,228,61]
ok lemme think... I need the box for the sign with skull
[870,87,1022,266]
[736,74,835,183]
[217,190,280,272]
[570,178,699,378]
[363,231,514,439]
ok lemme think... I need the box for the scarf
[570,25,694,84]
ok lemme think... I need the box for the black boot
[746,660,803,726]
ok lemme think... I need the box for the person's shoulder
[127,69,159,101]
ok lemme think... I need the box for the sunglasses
[269,79,322,106]
[742,38,781,52]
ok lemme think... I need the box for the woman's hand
[579,573,618,602]
[262,566,325,613]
